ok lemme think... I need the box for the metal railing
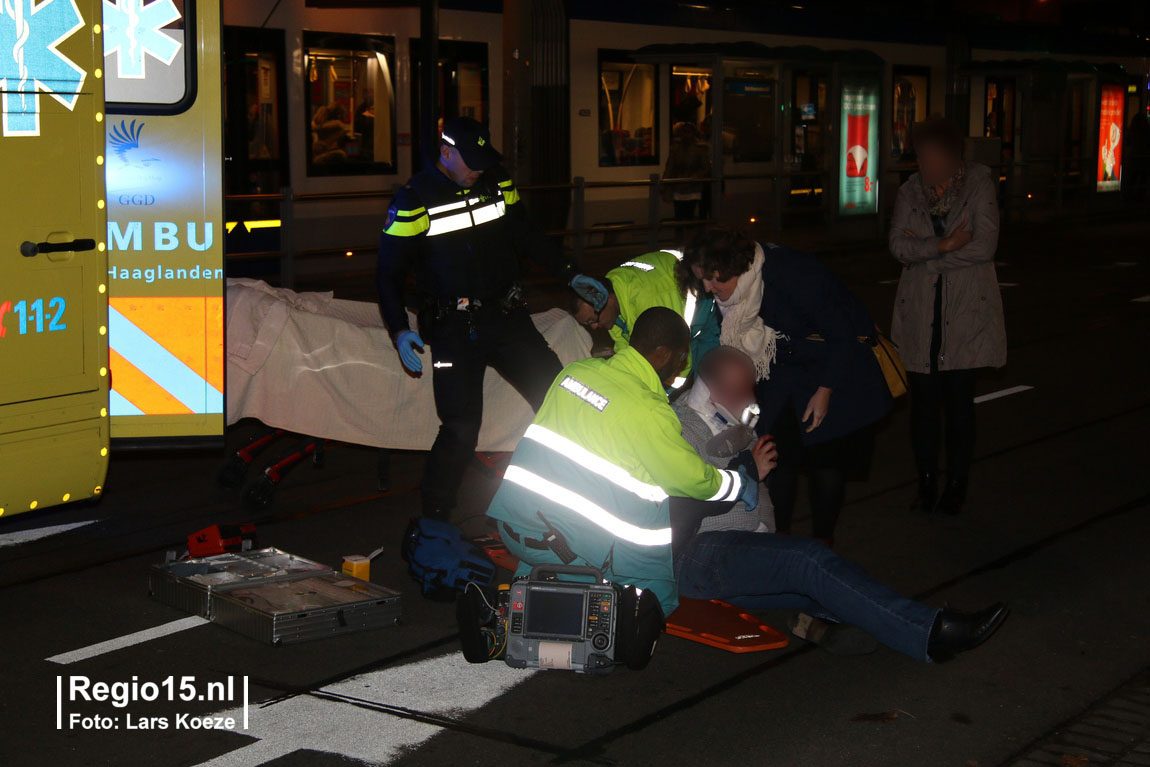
[224,172,779,288]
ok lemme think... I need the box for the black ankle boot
[927,603,1009,662]
[936,477,968,515]
[910,472,938,513]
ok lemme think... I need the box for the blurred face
[439,145,483,189]
[691,265,739,302]
[705,356,756,416]
[917,141,959,187]
[572,295,620,332]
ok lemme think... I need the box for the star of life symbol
[102,0,180,79]
[0,0,87,137]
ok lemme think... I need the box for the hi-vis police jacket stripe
[486,345,746,617]
[606,250,720,389]
[375,166,576,337]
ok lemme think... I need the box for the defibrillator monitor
[523,586,591,640]
[504,565,619,674]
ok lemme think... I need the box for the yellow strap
[503,187,520,205]
[395,207,426,217]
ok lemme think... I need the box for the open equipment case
[149,548,402,645]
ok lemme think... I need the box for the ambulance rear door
[0,0,109,518]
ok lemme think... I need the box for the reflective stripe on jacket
[606,249,718,389]
[485,346,745,617]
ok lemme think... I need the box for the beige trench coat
[888,163,1007,374]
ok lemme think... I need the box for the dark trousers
[908,369,976,481]
[767,402,847,541]
[422,308,561,512]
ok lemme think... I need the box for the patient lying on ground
[671,346,1008,662]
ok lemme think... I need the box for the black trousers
[767,402,851,542]
[421,308,561,512]
[908,369,976,482]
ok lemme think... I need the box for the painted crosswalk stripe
[0,520,97,548]
[974,385,1034,404]
[46,616,209,664]
[1132,295,1150,303]
[192,652,535,767]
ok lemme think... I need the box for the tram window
[599,52,658,167]
[303,32,397,176]
[723,63,776,163]
[104,0,191,110]
[790,71,828,171]
[223,26,289,196]
[409,39,490,168]
[892,67,930,161]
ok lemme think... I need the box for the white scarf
[716,243,779,381]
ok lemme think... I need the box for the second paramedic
[376,117,595,521]
[569,249,719,390]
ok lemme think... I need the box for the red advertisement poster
[1097,85,1125,192]
[846,113,870,177]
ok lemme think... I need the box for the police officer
[377,117,604,520]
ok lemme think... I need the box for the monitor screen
[524,587,586,639]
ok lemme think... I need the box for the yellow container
[342,555,371,581]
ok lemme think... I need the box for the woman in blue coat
[678,227,892,543]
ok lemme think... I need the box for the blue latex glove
[736,465,759,511]
[571,274,609,313]
[396,330,425,373]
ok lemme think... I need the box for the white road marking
[1113,261,1137,267]
[878,279,899,285]
[1132,295,1150,303]
[998,282,1019,287]
[974,385,1035,404]
[193,653,535,767]
[46,616,209,664]
[0,520,97,548]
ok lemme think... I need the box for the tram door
[0,0,109,518]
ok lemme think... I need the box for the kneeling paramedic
[485,307,761,650]
[378,117,599,520]
[674,346,1011,663]
[570,249,719,391]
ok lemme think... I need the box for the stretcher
[226,279,593,452]
[472,535,789,654]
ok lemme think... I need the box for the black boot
[936,476,968,515]
[927,603,1009,662]
[910,472,938,513]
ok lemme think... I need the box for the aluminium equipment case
[148,548,402,645]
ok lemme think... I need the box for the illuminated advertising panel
[1097,84,1125,193]
[839,81,880,215]
[103,0,224,440]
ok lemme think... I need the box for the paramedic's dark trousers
[422,308,561,516]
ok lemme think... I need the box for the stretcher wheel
[242,476,277,510]
[216,455,250,488]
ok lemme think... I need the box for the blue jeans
[675,531,940,661]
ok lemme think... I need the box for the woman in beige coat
[889,118,1007,515]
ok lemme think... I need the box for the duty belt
[501,515,577,565]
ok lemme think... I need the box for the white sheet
[225,279,592,452]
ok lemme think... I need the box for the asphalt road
[1,214,1148,767]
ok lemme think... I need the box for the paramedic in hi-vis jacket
[486,307,761,620]
[377,117,607,521]
[569,249,720,390]
[488,307,1011,662]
